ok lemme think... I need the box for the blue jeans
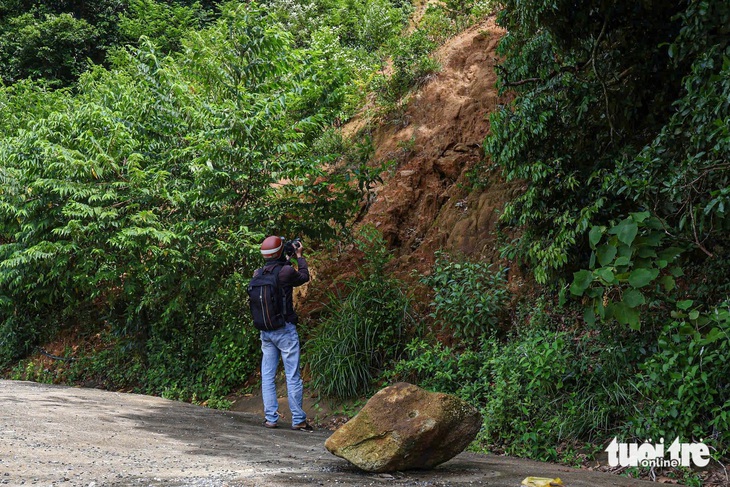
[260,322,306,425]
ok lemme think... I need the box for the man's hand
[295,241,304,258]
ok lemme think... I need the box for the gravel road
[1,380,654,487]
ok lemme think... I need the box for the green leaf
[617,244,633,259]
[586,286,604,299]
[679,323,695,335]
[610,302,641,329]
[677,300,694,310]
[588,226,603,248]
[701,327,722,345]
[597,268,615,284]
[628,268,659,288]
[659,275,676,291]
[583,306,596,326]
[689,310,700,320]
[596,244,617,267]
[570,270,593,296]
[623,289,646,308]
[614,256,630,267]
[630,211,651,223]
[609,218,639,246]
[637,246,657,258]
[636,233,662,247]
[658,247,683,262]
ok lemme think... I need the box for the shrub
[202,272,261,399]
[483,1,730,285]
[421,252,508,342]
[388,314,645,461]
[306,227,416,398]
[356,0,408,52]
[627,301,730,451]
[374,29,439,105]
[119,0,210,54]
[569,212,684,330]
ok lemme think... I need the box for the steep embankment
[348,17,517,277]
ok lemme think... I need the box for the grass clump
[306,227,416,398]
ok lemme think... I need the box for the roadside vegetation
[0,0,481,404]
[1,0,728,485]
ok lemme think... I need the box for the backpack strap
[261,263,284,281]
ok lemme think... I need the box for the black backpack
[247,264,286,331]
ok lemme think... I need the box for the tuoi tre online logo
[605,437,710,468]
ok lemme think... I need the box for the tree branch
[591,18,615,141]
[497,63,588,88]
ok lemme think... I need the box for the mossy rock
[324,382,482,472]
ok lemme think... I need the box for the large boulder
[324,382,482,472]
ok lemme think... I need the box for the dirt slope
[350,17,519,276]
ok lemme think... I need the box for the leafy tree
[482,0,730,454]
[0,0,125,84]
[628,1,730,256]
[262,0,409,50]
[118,0,212,54]
[485,0,729,286]
[0,0,217,85]
[0,12,101,85]
[0,2,372,390]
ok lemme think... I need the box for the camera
[281,237,302,258]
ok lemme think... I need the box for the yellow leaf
[521,477,563,487]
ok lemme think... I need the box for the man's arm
[279,242,309,287]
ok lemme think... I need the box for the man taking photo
[250,236,312,431]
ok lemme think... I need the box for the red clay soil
[298,16,523,319]
[354,17,519,275]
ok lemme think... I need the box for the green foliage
[0,2,372,404]
[628,301,730,450]
[0,12,100,85]
[479,2,729,463]
[570,212,684,330]
[260,0,419,122]
[421,252,508,342]
[442,0,493,28]
[388,316,644,461]
[373,29,440,105]
[201,273,260,399]
[0,316,55,368]
[265,0,410,51]
[630,49,730,252]
[306,227,415,398]
[118,0,210,54]
[296,26,379,121]
[8,331,147,390]
[0,0,126,85]
[443,0,476,20]
[354,0,408,52]
[485,0,729,285]
[0,1,219,85]
[0,79,71,136]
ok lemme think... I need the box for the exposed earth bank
[0,380,655,487]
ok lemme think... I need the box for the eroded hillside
[335,18,516,279]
